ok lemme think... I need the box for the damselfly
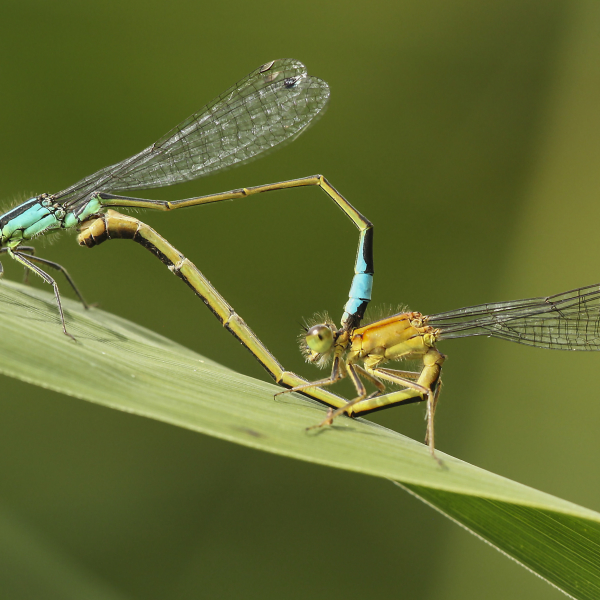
[288,287,600,457]
[1,59,373,338]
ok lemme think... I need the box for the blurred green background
[1,0,599,598]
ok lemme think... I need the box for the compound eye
[305,324,334,354]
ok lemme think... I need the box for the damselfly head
[306,323,335,353]
[299,312,337,368]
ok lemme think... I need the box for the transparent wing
[427,284,600,350]
[53,59,330,208]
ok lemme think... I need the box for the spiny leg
[354,363,386,393]
[21,254,88,308]
[425,379,442,448]
[1,246,36,284]
[369,367,430,396]
[0,247,88,308]
[99,175,374,328]
[374,368,422,380]
[9,249,75,341]
[308,363,384,428]
[347,383,443,463]
[274,355,346,398]
[352,351,445,459]
[367,365,440,459]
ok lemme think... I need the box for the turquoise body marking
[0,198,49,242]
[63,197,102,228]
[341,227,374,327]
[347,273,374,303]
[23,213,59,239]
[0,195,103,246]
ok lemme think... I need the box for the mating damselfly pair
[4,58,600,458]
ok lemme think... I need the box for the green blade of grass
[1,280,598,599]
